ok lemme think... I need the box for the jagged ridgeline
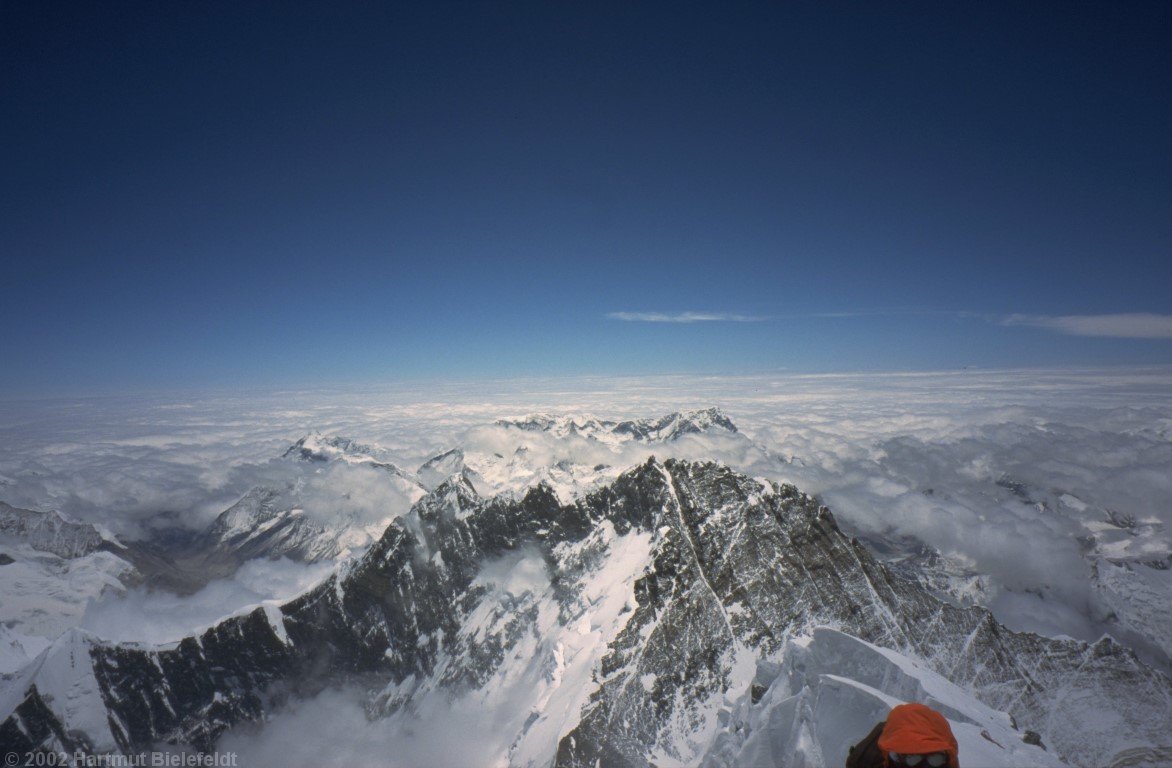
[2,459,1168,767]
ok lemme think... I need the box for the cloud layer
[2,368,1171,760]
[1003,313,1172,338]
[1,369,1170,659]
[606,309,1172,339]
[605,311,767,323]
[80,558,335,644]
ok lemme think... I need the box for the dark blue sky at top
[3,1,1170,393]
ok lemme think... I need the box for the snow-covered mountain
[3,459,1167,767]
[0,502,117,559]
[415,407,752,499]
[282,433,418,481]
[180,435,426,571]
[847,472,1172,668]
[1091,555,1172,665]
[193,487,358,567]
[495,407,739,444]
[0,503,136,674]
[415,445,616,500]
[0,547,134,675]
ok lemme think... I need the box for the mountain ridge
[2,459,1167,767]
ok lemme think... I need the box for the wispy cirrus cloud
[605,311,768,323]
[1002,313,1172,339]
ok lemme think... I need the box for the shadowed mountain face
[0,503,113,560]
[2,460,1168,767]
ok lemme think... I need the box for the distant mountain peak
[431,469,480,502]
[625,407,738,439]
[419,447,465,469]
[284,433,375,461]
[494,407,738,443]
[0,501,116,558]
[283,433,416,483]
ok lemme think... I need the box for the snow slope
[702,628,1064,768]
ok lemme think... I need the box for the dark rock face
[554,462,1149,767]
[2,460,1167,767]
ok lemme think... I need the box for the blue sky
[3,2,1170,393]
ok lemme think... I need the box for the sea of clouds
[1,368,1169,657]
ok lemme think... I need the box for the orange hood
[877,703,959,767]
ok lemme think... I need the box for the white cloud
[1003,313,1172,338]
[605,311,767,323]
[221,685,505,768]
[80,558,335,644]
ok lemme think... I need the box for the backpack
[846,720,887,768]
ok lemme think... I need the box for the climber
[845,702,960,768]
